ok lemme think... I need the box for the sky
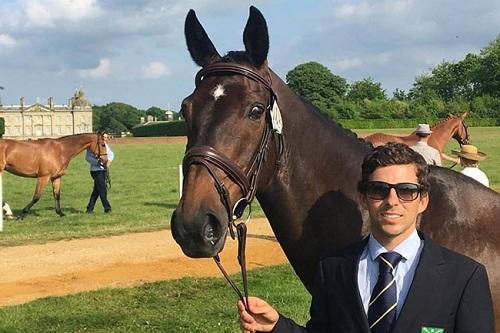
[0,0,499,111]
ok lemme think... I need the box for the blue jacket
[86,143,114,171]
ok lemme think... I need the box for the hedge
[338,117,499,129]
[131,118,499,137]
[131,121,187,137]
[0,117,4,137]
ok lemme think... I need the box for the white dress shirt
[461,167,489,187]
[357,230,424,317]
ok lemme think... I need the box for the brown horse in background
[0,133,107,217]
[171,7,500,329]
[364,113,470,151]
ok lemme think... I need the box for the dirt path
[0,218,288,307]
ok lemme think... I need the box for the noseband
[182,62,283,310]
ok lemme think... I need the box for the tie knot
[378,252,402,273]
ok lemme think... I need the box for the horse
[0,133,108,217]
[171,7,500,328]
[364,113,470,152]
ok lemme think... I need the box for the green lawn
[0,264,310,333]
[1,143,185,246]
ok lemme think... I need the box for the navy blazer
[271,233,494,333]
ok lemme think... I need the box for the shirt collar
[368,229,421,262]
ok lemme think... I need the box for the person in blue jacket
[85,131,114,214]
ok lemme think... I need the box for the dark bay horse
[171,7,500,328]
[0,133,107,217]
[364,112,470,151]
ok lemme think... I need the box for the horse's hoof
[58,213,66,217]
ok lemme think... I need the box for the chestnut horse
[364,113,470,152]
[171,7,500,328]
[0,133,107,217]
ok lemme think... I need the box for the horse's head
[171,7,279,258]
[452,112,470,145]
[89,132,109,166]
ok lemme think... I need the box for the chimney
[48,97,53,108]
[20,97,24,110]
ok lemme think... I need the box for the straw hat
[452,145,486,161]
[415,124,432,135]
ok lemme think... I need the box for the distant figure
[452,145,489,187]
[410,124,442,166]
[2,201,14,219]
[86,131,114,213]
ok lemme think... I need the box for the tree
[93,102,145,133]
[474,35,500,97]
[146,106,167,121]
[286,62,347,116]
[347,78,386,101]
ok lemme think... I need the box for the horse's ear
[462,112,468,118]
[185,9,221,67]
[243,6,269,67]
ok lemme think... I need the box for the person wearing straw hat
[409,124,442,166]
[452,145,489,187]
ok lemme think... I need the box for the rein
[183,62,283,310]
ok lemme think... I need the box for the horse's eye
[248,105,264,121]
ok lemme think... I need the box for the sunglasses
[364,181,422,202]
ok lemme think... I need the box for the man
[86,131,114,214]
[238,143,494,333]
[410,124,442,166]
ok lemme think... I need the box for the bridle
[182,62,284,310]
[457,120,470,145]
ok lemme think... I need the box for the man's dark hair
[357,142,430,194]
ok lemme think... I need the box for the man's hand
[238,296,279,333]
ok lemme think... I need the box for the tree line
[94,35,500,133]
[286,35,500,121]
[92,103,180,134]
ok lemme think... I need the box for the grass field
[0,264,310,333]
[1,127,499,246]
[0,127,499,332]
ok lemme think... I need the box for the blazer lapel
[393,235,445,332]
[339,240,371,333]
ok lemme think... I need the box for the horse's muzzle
[171,209,227,257]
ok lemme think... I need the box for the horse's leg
[20,176,49,218]
[51,177,65,217]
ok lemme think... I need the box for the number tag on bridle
[270,99,283,134]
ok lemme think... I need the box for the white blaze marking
[212,84,225,100]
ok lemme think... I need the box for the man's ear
[418,192,429,214]
[358,192,368,210]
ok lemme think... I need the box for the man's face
[359,164,429,246]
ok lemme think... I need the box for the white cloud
[142,61,170,79]
[23,0,102,28]
[0,34,16,48]
[333,52,391,70]
[78,58,111,78]
[334,57,363,70]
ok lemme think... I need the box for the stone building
[0,89,93,139]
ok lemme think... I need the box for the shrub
[131,121,187,137]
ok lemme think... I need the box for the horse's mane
[430,114,458,128]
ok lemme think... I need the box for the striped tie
[368,252,403,333]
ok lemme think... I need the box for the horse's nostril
[204,214,221,245]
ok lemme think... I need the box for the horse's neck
[59,134,94,159]
[257,73,370,245]
[429,120,458,151]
